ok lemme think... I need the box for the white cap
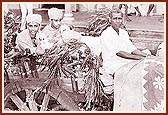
[26,14,42,24]
[48,8,63,19]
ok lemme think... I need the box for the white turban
[26,14,42,24]
[48,8,63,19]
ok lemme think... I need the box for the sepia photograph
[2,2,165,112]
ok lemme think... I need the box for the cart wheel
[4,78,80,111]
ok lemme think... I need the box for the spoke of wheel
[9,94,30,111]
[40,93,50,111]
[4,108,13,111]
[28,91,38,111]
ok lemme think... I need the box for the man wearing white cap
[41,8,81,48]
[41,8,65,43]
[15,14,44,55]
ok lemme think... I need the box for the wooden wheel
[4,78,80,111]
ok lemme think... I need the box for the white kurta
[81,27,137,94]
[15,29,37,53]
[100,26,137,75]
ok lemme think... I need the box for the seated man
[41,7,64,42]
[99,8,148,94]
[15,13,44,55]
[41,7,81,50]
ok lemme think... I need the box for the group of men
[15,7,82,55]
[11,7,153,94]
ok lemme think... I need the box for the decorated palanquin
[114,56,165,112]
[142,57,164,111]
